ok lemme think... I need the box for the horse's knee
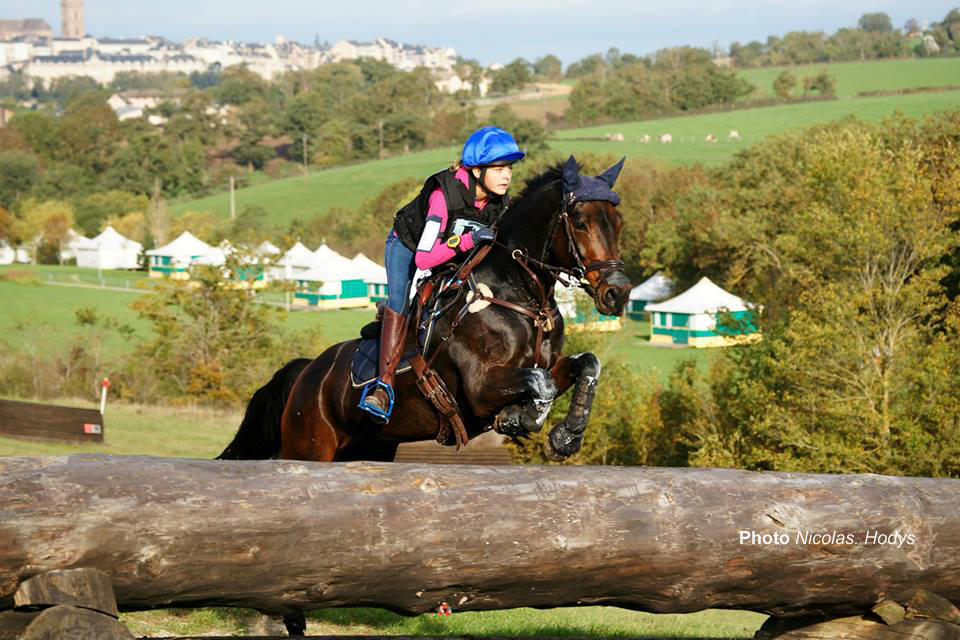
[494,369,557,436]
[570,352,602,379]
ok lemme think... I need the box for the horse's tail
[216,358,311,460]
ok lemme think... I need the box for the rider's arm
[414,189,476,269]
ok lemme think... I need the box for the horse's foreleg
[469,367,557,437]
[545,353,601,459]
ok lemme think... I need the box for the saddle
[349,244,560,448]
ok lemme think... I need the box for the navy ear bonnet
[562,155,625,207]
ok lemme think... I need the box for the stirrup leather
[358,379,395,420]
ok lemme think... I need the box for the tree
[533,54,563,82]
[74,190,148,236]
[491,58,532,94]
[858,12,894,33]
[772,70,797,99]
[19,199,75,264]
[802,70,836,97]
[0,150,40,209]
[486,104,549,153]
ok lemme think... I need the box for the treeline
[509,111,960,478]
[0,60,549,246]
[730,9,960,66]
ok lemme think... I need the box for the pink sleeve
[415,189,460,269]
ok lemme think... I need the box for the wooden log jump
[0,400,103,444]
[1,455,959,626]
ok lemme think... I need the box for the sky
[7,0,959,65]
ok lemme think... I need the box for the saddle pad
[350,337,417,388]
[350,317,438,388]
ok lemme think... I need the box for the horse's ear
[562,155,581,193]
[598,157,626,188]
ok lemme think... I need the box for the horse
[218,155,631,634]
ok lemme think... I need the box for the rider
[358,126,525,423]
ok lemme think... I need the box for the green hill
[737,57,960,99]
[175,89,960,226]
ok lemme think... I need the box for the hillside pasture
[550,89,960,164]
[738,57,960,99]
[176,90,960,226]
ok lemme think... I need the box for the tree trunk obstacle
[1,455,960,639]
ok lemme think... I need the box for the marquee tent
[645,276,759,348]
[76,226,142,270]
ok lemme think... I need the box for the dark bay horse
[219,156,631,468]
[218,156,630,635]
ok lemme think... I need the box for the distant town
[0,1,493,99]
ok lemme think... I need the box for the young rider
[359,126,525,422]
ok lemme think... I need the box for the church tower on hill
[61,0,84,38]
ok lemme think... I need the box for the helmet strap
[472,167,494,198]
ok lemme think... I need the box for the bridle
[492,190,625,298]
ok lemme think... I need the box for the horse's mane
[497,164,564,234]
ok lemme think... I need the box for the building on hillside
[61,0,84,38]
[627,272,674,319]
[555,281,622,332]
[76,226,142,269]
[645,276,760,348]
[145,231,216,279]
[0,19,53,41]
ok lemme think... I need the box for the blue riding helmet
[462,127,525,167]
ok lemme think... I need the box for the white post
[285,263,292,311]
[229,176,236,221]
[99,378,109,415]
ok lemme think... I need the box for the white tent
[61,229,95,262]
[627,272,674,317]
[645,277,749,315]
[314,243,338,264]
[145,231,217,278]
[0,240,30,265]
[351,253,388,285]
[629,272,674,302]
[645,276,758,348]
[256,240,281,258]
[76,226,142,270]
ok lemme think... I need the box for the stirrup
[358,379,395,421]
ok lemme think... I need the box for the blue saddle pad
[350,337,417,388]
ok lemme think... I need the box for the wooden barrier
[0,399,103,443]
[2,454,960,636]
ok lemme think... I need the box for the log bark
[0,605,133,640]
[1,455,959,618]
[14,568,118,617]
[755,615,960,639]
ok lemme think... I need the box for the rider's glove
[471,227,496,245]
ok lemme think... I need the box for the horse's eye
[572,218,588,231]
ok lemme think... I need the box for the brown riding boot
[359,306,406,423]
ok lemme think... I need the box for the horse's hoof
[545,423,583,459]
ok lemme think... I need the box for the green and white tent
[628,271,673,319]
[145,231,216,279]
[293,249,370,310]
[645,276,759,348]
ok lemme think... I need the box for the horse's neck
[478,202,560,303]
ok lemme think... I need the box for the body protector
[394,168,509,253]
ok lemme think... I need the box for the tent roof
[629,271,673,302]
[351,253,388,284]
[146,231,213,256]
[297,261,365,282]
[645,277,751,314]
[90,226,142,251]
[277,241,317,267]
[256,240,281,255]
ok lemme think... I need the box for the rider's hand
[471,227,496,245]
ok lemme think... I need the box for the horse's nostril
[603,289,618,308]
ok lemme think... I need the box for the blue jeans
[384,231,416,313]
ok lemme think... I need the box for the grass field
[0,264,714,381]
[174,88,960,227]
[551,89,960,164]
[738,57,960,99]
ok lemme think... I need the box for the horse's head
[549,156,631,316]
